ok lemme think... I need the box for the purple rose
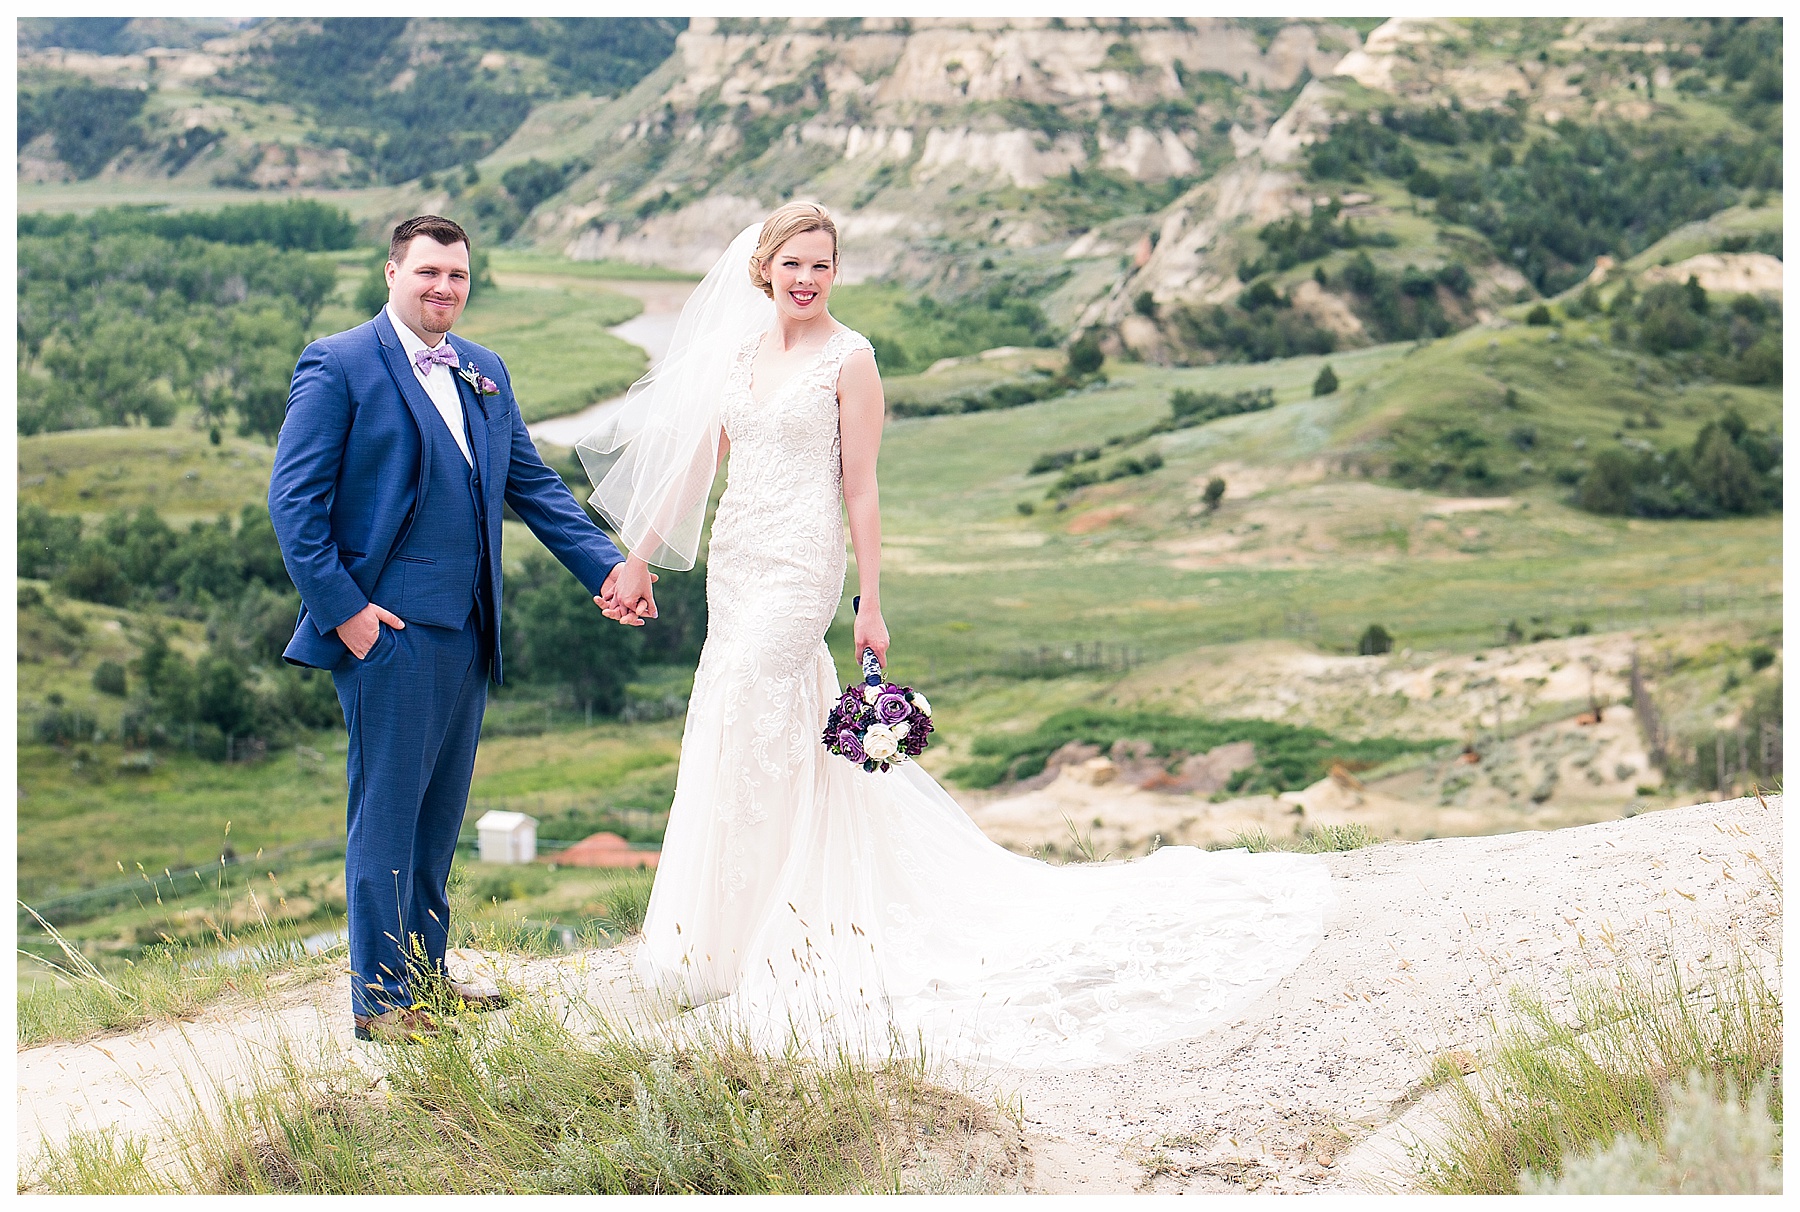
[874,691,910,725]
[479,376,499,395]
[837,729,866,763]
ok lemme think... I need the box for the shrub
[1525,303,1553,326]
[1522,1076,1780,1195]
[1065,331,1105,376]
[949,708,1434,792]
[1419,956,1781,1195]
[1169,386,1275,426]
[1312,364,1339,396]
[1202,477,1226,512]
[1168,300,1336,362]
[1027,447,1100,475]
[36,708,97,746]
[1357,624,1393,655]
[93,660,128,697]
[1236,200,1395,279]
[1572,409,1778,519]
[500,157,585,213]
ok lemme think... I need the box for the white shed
[476,810,537,864]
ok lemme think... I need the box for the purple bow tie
[413,343,458,373]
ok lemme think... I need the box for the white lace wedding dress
[637,325,1333,1069]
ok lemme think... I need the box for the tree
[1313,363,1339,396]
[635,562,708,666]
[1358,624,1393,656]
[509,554,640,714]
[501,158,576,214]
[1689,426,1762,515]
[1525,304,1553,326]
[1575,449,1641,516]
[1202,477,1227,512]
[355,256,389,316]
[1066,330,1105,377]
[56,549,131,606]
[165,516,248,605]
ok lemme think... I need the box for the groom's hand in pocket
[338,603,405,659]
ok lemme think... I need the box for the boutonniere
[458,363,500,396]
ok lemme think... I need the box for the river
[526,279,697,447]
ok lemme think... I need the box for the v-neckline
[747,328,841,407]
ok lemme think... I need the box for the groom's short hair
[389,215,471,264]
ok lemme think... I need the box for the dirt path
[17,796,1780,1193]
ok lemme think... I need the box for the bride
[579,202,1331,1069]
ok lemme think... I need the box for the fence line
[1006,641,1141,678]
[1629,649,1666,768]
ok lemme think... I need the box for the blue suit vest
[367,397,492,635]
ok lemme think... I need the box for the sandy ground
[16,795,1780,1193]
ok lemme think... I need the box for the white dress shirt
[386,303,474,467]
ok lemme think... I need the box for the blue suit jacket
[268,310,622,681]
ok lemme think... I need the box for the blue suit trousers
[334,614,487,1018]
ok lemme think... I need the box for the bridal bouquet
[824,647,933,772]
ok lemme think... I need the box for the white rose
[909,691,932,718]
[893,721,910,740]
[863,724,899,761]
[863,684,880,704]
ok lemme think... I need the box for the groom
[269,215,655,1042]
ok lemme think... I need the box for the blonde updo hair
[748,201,838,298]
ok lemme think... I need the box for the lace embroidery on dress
[634,323,1332,1069]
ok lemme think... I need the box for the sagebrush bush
[1521,1074,1781,1194]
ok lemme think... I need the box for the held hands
[853,596,890,669]
[337,602,404,660]
[597,557,658,627]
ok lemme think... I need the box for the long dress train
[637,327,1332,1069]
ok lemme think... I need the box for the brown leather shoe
[447,979,509,1012]
[353,1006,445,1043]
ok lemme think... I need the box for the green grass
[948,708,1437,791]
[1520,1074,1781,1194]
[16,898,343,1049]
[1418,953,1783,1194]
[1222,821,1382,854]
[15,269,1781,936]
[488,250,700,281]
[24,978,1008,1194]
[853,341,1779,692]
[15,665,680,903]
[1616,195,1783,278]
[18,426,281,526]
[442,273,648,423]
[1343,312,1782,496]
[300,250,654,423]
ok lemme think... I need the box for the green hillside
[14,17,1782,976]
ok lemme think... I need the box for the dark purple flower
[837,729,866,763]
[874,692,910,725]
[479,376,499,395]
